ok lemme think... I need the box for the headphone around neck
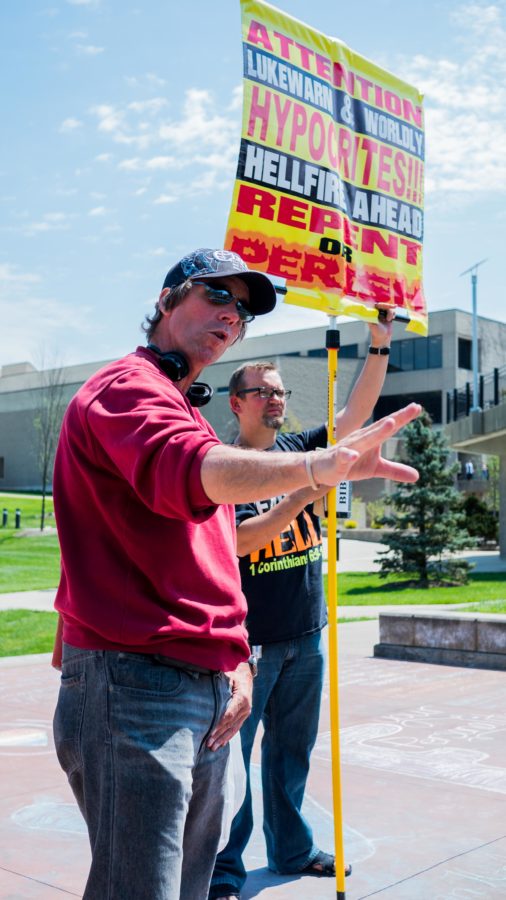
[147,344,213,408]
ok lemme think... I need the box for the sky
[1,0,505,368]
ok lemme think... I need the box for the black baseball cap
[162,248,276,316]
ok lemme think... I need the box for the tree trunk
[40,467,47,531]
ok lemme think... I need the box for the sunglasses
[192,281,255,323]
[236,387,292,400]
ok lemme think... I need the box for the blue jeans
[210,630,325,897]
[54,643,231,900]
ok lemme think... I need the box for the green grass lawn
[0,609,58,656]
[0,609,376,658]
[325,571,506,605]
[0,494,504,656]
[0,491,55,531]
[0,492,60,592]
[0,533,61,592]
[459,599,506,614]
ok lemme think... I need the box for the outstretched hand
[312,403,421,487]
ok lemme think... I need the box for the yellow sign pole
[325,319,347,899]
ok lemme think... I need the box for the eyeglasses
[235,387,292,400]
[192,281,255,323]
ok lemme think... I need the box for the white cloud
[146,73,166,87]
[90,104,151,149]
[229,83,243,111]
[22,212,72,237]
[59,117,83,132]
[134,246,168,259]
[0,264,94,365]
[66,0,100,6]
[128,98,168,115]
[76,44,105,55]
[125,73,166,89]
[95,152,113,162]
[88,206,108,216]
[0,263,41,288]
[158,88,239,152]
[88,86,241,202]
[401,2,506,195]
[153,194,177,205]
[118,157,142,171]
[92,104,124,133]
[119,155,176,172]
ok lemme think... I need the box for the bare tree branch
[32,353,67,531]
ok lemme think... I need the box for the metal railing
[446,364,506,422]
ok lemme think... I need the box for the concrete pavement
[1,540,506,897]
[1,622,506,898]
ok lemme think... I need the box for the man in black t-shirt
[209,314,394,900]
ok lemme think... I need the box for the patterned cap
[162,248,276,315]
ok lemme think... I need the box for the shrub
[461,494,498,544]
[367,499,385,528]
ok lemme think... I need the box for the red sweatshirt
[53,346,250,672]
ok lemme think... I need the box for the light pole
[460,258,487,412]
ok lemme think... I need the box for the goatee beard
[262,413,284,429]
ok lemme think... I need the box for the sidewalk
[1,622,506,898]
[1,541,505,897]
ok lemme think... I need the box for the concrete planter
[374,611,506,671]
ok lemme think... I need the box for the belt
[152,654,220,676]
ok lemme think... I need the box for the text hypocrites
[226,0,427,333]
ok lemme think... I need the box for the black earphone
[147,344,213,408]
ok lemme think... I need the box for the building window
[308,344,357,359]
[339,343,359,359]
[374,391,442,424]
[0,457,4,478]
[388,335,442,372]
[414,339,428,370]
[400,341,414,371]
[428,335,443,368]
[458,337,472,370]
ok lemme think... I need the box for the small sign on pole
[337,480,352,518]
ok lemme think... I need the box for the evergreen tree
[378,411,473,587]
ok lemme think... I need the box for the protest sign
[226,0,427,334]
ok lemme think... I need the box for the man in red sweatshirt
[53,247,420,900]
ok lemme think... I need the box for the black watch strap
[368,346,390,356]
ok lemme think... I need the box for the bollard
[2,509,7,527]
[15,508,21,529]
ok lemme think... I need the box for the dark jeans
[210,630,325,897]
[54,643,231,900]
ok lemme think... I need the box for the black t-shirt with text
[236,425,327,644]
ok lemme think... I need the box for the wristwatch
[247,654,258,677]
[368,345,390,355]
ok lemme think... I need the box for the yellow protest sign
[225,0,427,334]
